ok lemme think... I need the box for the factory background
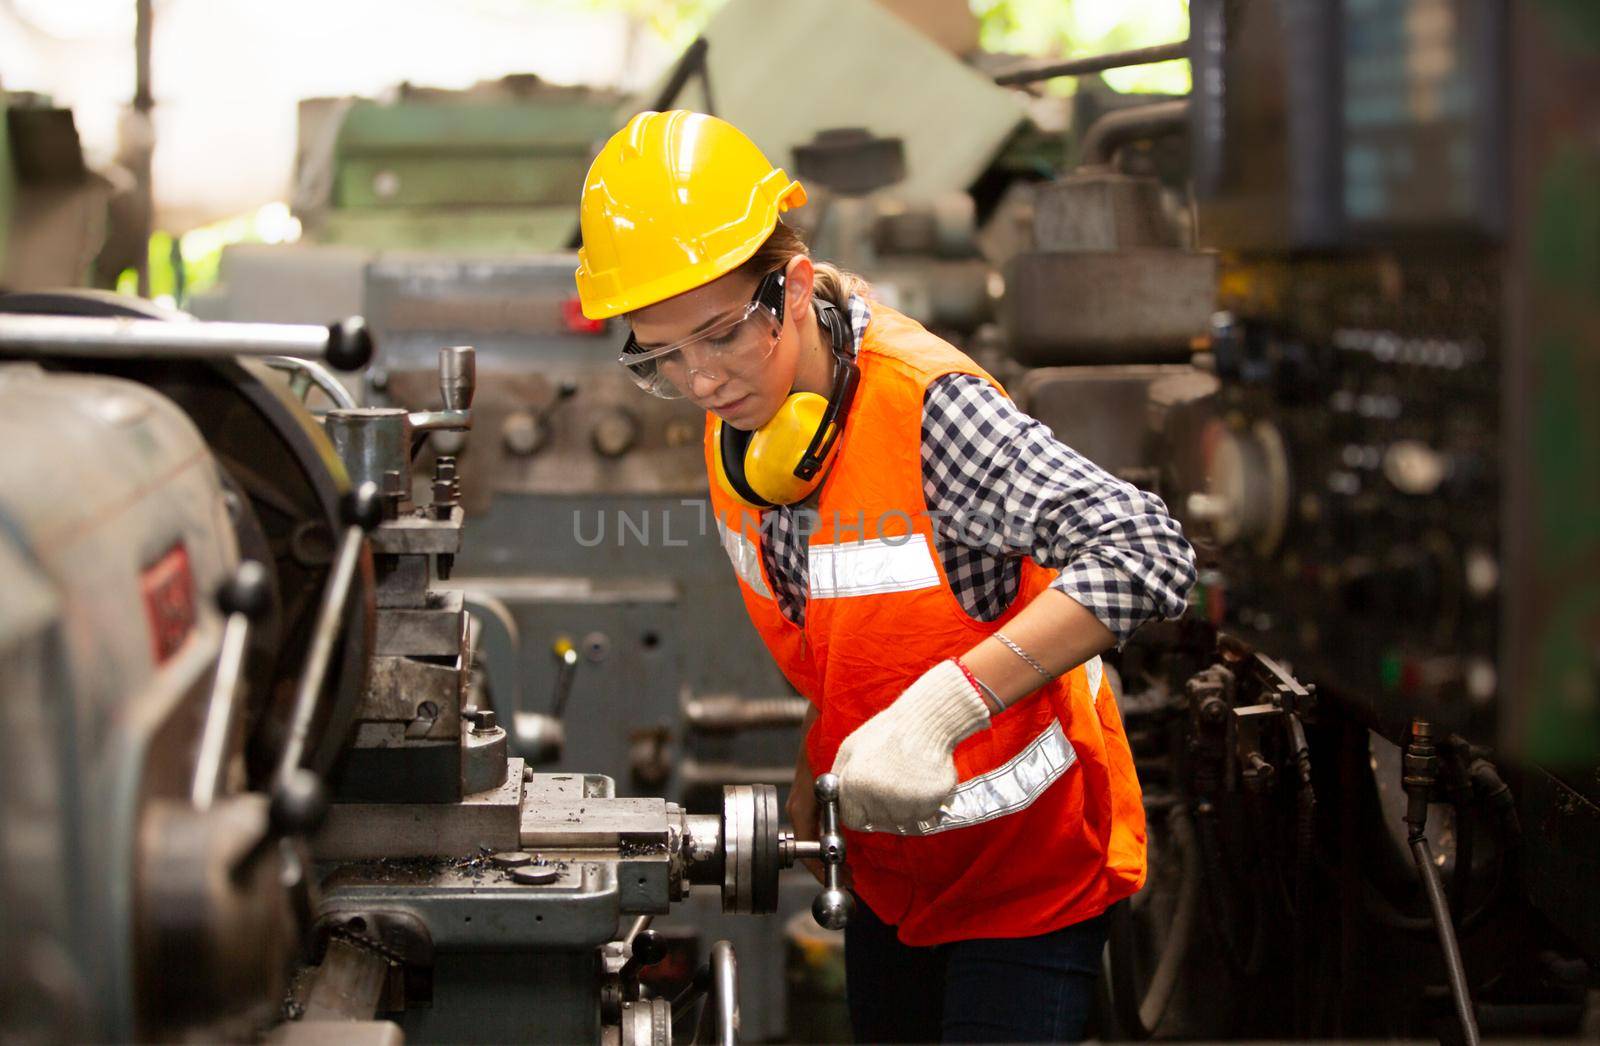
[0,0,1596,1043]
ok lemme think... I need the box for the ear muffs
[713,299,859,509]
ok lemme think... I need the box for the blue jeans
[844,893,1109,1043]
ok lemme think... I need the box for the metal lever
[619,928,667,991]
[263,355,358,409]
[191,560,270,811]
[232,484,378,881]
[274,481,381,792]
[407,345,476,433]
[780,773,853,930]
[551,636,579,718]
[0,313,374,370]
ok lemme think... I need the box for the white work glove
[831,660,991,833]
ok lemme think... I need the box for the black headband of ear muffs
[718,419,771,508]
[793,299,860,482]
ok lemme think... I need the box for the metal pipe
[708,940,738,1046]
[683,695,810,731]
[1081,100,1191,167]
[132,0,154,298]
[1412,836,1481,1046]
[652,36,712,114]
[263,356,358,409]
[0,313,374,370]
[994,40,1189,86]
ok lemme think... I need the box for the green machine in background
[294,76,622,253]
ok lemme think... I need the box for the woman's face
[628,258,808,430]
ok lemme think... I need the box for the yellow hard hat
[575,110,808,320]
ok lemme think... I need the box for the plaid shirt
[760,296,1196,642]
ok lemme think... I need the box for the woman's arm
[829,375,1198,830]
[921,374,1197,705]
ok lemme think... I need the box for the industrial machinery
[183,14,1045,1030]
[994,0,1599,1040]
[25,1,1595,1041]
[0,297,851,1044]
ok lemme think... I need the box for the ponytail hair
[736,221,870,311]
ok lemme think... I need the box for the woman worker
[574,111,1197,1043]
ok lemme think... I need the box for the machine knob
[326,316,374,372]
[502,411,546,457]
[270,767,329,837]
[342,481,383,532]
[813,888,855,932]
[219,560,271,621]
[232,766,327,881]
[1383,440,1448,495]
[591,409,641,458]
[631,929,667,967]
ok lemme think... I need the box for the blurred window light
[6,0,137,41]
[972,0,1191,95]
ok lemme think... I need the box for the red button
[562,298,606,335]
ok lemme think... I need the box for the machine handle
[232,486,376,881]
[191,561,271,811]
[406,345,477,434]
[439,345,476,411]
[550,636,580,717]
[809,773,854,930]
[618,928,667,990]
[273,481,381,793]
[0,313,374,370]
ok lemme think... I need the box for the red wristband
[952,657,1002,714]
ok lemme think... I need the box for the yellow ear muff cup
[744,392,832,506]
[713,415,772,509]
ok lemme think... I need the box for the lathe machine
[0,294,849,1044]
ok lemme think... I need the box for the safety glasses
[619,269,787,399]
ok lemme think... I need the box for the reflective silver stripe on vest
[808,533,941,599]
[1084,655,1103,705]
[716,519,771,600]
[884,720,1077,836]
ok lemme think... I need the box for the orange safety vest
[704,303,1146,946]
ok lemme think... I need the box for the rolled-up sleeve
[921,374,1197,642]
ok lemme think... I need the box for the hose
[1194,799,1258,976]
[1143,804,1200,1032]
[1412,836,1481,1046]
[1287,715,1317,1036]
[1107,803,1199,1038]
